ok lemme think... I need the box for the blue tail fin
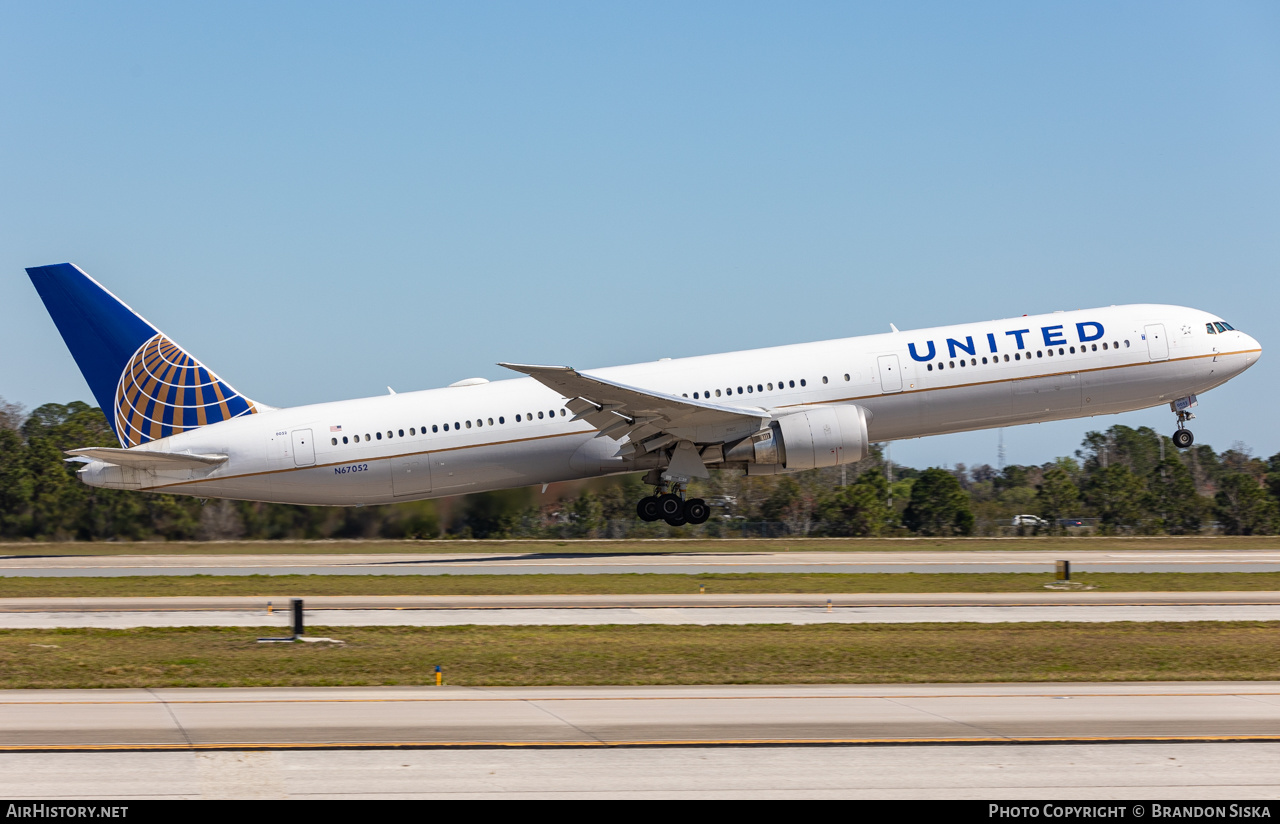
[26,263,264,448]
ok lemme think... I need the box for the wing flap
[498,362,769,446]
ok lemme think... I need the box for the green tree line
[2,397,1278,540]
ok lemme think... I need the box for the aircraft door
[1145,324,1169,361]
[877,355,903,393]
[291,429,315,467]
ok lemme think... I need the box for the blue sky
[2,2,1277,470]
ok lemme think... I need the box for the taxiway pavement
[3,682,1278,750]
[3,592,1279,627]
[4,549,1280,576]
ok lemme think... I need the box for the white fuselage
[78,304,1261,504]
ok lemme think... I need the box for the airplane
[27,262,1262,526]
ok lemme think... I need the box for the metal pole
[292,598,304,636]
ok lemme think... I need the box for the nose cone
[1239,331,1262,372]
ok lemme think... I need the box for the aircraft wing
[498,362,769,457]
[66,447,228,470]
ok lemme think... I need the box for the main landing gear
[636,482,710,527]
[1171,395,1198,449]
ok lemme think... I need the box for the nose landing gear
[1170,395,1198,449]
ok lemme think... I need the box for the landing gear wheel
[664,512,688,527]
[1173,429,1194,449]
[637,496,661,522]
[683,498,710,525]
[657,493,684,520]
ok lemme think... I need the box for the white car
[1011,515,1049,527]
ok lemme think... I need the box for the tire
[636,496,661,522]
[683,498,711,525]
[657,493,684,519]
[1173,429,1194,448]
[664,513,687,527]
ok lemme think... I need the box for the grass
[4,622,1278,688]
[1,535,1278,556]
[3,572,1280,598]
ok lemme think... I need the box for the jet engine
[722,404,869,471]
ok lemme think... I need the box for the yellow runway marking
[3,734,1280,752]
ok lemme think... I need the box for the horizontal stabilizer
[66,447,228,470]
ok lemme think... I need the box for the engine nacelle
[724,404,870,471]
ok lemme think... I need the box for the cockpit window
[1214,322,1228,333]
[1207,323,1217,334]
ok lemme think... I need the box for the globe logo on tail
[114,334,258,448]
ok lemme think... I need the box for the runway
[4,549,1280,576]
[6,684,1280,798]
[7,743,1279,799]
[3,592,1279,627]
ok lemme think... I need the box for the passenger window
[560,409,565,416]
[1059,348,1065,355]
[365,434,371,441]
[747,385,753,393]
[376,432,382,440]
[1102,343,1108,350]
[399,429,404,437]
[343,436,349,444]
[927,364,933,371]
[800,379,806,387]
[1036,351,1042,358]
[538,411,544,419]
[1112,342,1118,349]
[958,360,965,368]
[843,374,850,381]
[726,388,733,395]
[331,438,337,446]
[466,420,472,429]
[981,357,988,364]
[1091,344,1097,351]
[789,380,795,388]
[476,419,482,428]
[715,390,722,397]
[499,417,505,424]
[693,392,700,399]
[757,384,763,392]
[489,418,494,425]
[1124,340,1130,348]
[822,376,828,384]
[443,424,449,431]
[455,421,460,429]
[1070,347,1076,354]
[737,386,743,394]
[409,428,415,436]
[1015,353,1021,361]
[433,425,439,433]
